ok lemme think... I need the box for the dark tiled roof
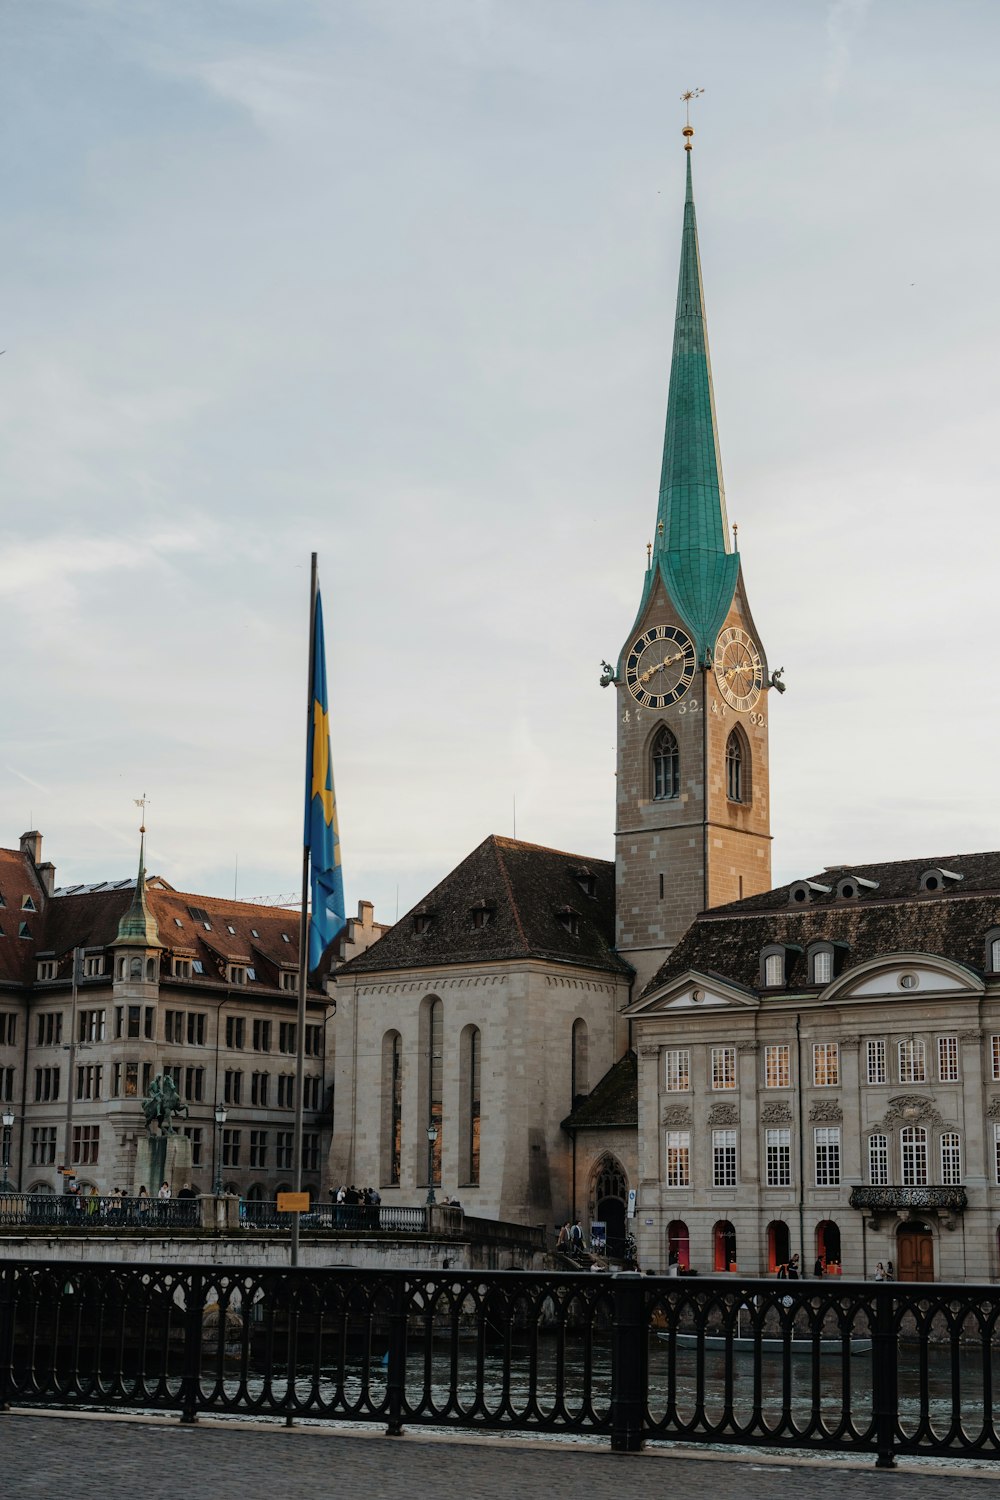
[642,849,1000,998]
[0,844,324,998]
[0,848,46,985]
[562,1051,637,1131]
[341,835,630,977]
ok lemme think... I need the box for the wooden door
[897,1227,934,1282]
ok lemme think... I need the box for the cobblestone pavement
[2,1412,997,1499]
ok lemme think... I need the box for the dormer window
[174,917,183,927]
[21,895,36,912]
[18,921,31,938]
[227,924,236,935]
[987,930,1000,972]
[250,928,259,938]
[413,912,433,936]
[835,874,879,900]
[246,966,256,981]
[920,867,963,893]
[789,880,832,905]
[808,944,835,985]
[281,933,291,944]
[173,958,192,979]
[83,956,104,978]
[192,959,204,975]
[36,959,56,981]
[556,907,580,937]
[572,867,598,899]
[760,945,786,988]
[228,965,247,986]
[470,902,493,930]
[280,971,298,992]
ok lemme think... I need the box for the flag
[304,586,345,971]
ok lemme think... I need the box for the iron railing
[2,1260,1000,1467]
[0,1193,200,1230]
[849,1185,969,1213]
[239,1201,427,1233]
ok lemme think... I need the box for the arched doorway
[896,1220,934,1282]
[766,1220,790,1273]
[713,1220,737,1272]
[667,1219,690,1270]
[593,1157,628,1259]
[816,1219,841,1272]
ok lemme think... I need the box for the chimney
[36,862,56,896]
[19,830,42,865]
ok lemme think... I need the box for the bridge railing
[0,1193,200,1230]
[239,1201,427,1233]
[2,1260,1000,1467]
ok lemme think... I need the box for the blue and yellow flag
[304,588,345,972]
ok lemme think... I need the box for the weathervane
[681,87,704,149]
[133,793,150,834]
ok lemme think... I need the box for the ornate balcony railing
[0,1192,201,1229]
[848,1185,968,1214]
[3,1261,1000,1468]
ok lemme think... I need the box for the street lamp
[1,1109,15,1193]
[213,1102,228,1195]
[425,1122,438,1206]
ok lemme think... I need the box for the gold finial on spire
[133,793,150,836]
[681,87,703,150]
[732,522,739,552]
[646,540,652,566]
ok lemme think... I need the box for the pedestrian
[158,1181,171,1201]
[786,1253,800,1280]
[137,1185,149,1219]
[556,1222,569,1251]
[885,1260,894,1281]
[813,1256,824,1278]
[569,1220,583,1251]
[873,1261,885,1281]
[86,1184,99,1220]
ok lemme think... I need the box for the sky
[2,0,1000,924]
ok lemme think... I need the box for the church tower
[613,128,775,991]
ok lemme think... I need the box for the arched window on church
[427,998,443,1188]
[726,728,749,803]
[381,1030,402,1186]
[571,1018,589,1103]
[459,1024,481,1186]
[651,726,679,801]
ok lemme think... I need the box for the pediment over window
[823,953,981,1003]
[624,970,758,1017]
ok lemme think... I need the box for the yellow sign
[276,1192,311,1214]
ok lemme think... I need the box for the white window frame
[812,1042,839,1087]
[665,1130,690,1188]
[814,1126,841,1187]
[992,938,1000,972]
[898,1038,927,1085]
[868,1132,888,1186]
[995,1124,1000,1186]
[866,1039,887,1086]
[940,1131,962,1186]
[992,1036,1000,1083]
[765,1127,791,1187]
[901,1125,928,1187]
[764,1044,790,1089]
[937,1035,959,1083]
[712,1128,737,1188]
[664,1049,690,1092]
[83,956,104,977]
[812,949,833,984]
[711,1047,736,1091]
[764,953,784,987]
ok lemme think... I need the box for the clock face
[714,626,764,711]
[624,625,697,708]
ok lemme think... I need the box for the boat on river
[660,1330,872,1356]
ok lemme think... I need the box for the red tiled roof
[0,848,47,985]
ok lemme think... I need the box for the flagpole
[291,550,318,1270]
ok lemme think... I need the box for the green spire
[112,827,163,949]
[634,144,739,662]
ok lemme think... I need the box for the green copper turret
[112,827,163,949]
[633,144,739,663]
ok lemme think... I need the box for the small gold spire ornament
[681,87,703,150]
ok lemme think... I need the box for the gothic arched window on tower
[651,726,680,801]
[726,728,750,803]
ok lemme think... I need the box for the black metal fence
[2,1260,1000,1466]
[0,1193,199,1230]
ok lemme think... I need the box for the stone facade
[627,868,1000,1282]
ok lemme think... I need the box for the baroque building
[627,853,1000,1283]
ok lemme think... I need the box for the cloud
[825,0,874,98]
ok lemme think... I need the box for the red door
[897,1227,934,1282]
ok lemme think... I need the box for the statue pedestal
[133,1132,193,1196]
